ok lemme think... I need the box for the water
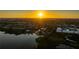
[0,31,39,49]
[0,30,76,49]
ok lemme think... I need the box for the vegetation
[0,18,79,48]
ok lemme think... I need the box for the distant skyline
[0,10,79,18]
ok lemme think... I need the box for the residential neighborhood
[56,25,79,34]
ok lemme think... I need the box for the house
[56,25,79,34]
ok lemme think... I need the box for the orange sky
[0,10,79,18]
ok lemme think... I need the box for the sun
[38,12,44,18]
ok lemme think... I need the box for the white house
[56,26,79,34]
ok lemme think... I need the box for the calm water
[0,31,39,49]
[0,30,75,49]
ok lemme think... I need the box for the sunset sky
[0,10,79,18]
